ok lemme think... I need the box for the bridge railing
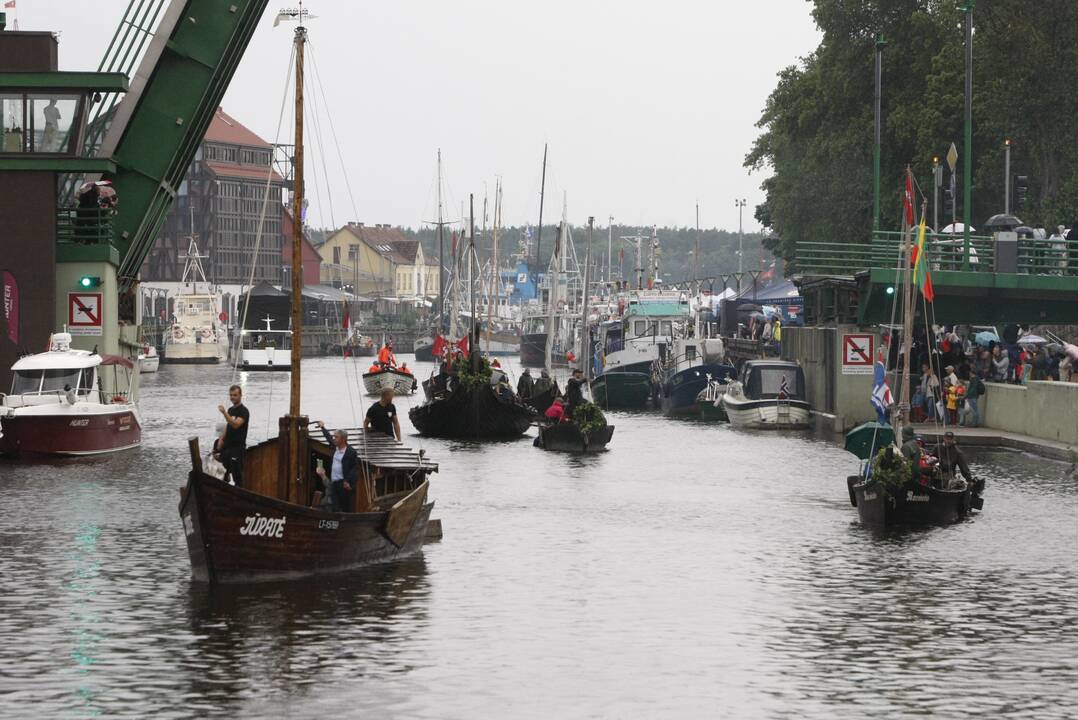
[56,207,115,246]
[793,230,1078,276]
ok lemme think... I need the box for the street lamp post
[735,199,747,274]
[962,1,975,262]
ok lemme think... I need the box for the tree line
[746,0,1078,266]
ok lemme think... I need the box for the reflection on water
[1,359,1077,718]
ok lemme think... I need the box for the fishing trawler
[163,238,228,364]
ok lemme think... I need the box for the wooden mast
[436,149,445,336]
[581,216,593,383]
[468,194,479,372]
[896,166,915,434]
[485,178,501,355]
[287,22,307,497]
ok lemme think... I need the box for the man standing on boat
[517,368,534,400]
[937,431,973,489]
[217,384,249,487]
[565,368,585,414]
[313,421,358,512]
[365,388,401,441]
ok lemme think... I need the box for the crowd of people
[895,323,1076,428]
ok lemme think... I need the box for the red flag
[3,1,16,9]
[456,335,469,357]
[903,172,915,227]
[431,334,447,358]
[342,303,350,330]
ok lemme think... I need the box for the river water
[1,356,1077,718]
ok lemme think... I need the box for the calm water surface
[2,357,1077,718]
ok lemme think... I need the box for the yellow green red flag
[912,219,935,302]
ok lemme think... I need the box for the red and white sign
[842,333,874,375]
[68,292,103,336]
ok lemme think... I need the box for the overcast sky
[26,1,819,232]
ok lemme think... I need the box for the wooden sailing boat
[409,195,537,439]
[179,21,437,583]
[537,216,616,452]
[846,169,984,527]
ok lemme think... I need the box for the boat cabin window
[42,368,82,393]
[79,368,95,394]
[11,368,82,395]
[660,321,673,337]
[749,366,803,399]
[684,345,696,362]
[11,370,41,394]
[634,320,647,336]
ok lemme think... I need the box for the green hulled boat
[590,371,652,410]
[696,376,729,421]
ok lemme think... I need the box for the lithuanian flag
[910,218,935,302]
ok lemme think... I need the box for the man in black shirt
[218,384,249,487]
[365,388,401,440]
[565,368,585,413]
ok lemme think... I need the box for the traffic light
[944,186,956,220]
[78,276,102,289]
[1014,175,1029,212]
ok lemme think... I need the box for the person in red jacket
[545,397,567,423]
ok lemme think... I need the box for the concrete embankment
[784,325,1078,461]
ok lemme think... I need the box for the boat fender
[200,328,213,340]
[971,495,984,511]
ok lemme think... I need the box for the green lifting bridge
[795,231,1078,325]
[92,0,269,292]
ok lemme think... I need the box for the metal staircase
[91,0,269,290]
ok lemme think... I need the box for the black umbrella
[983,213,1022,232]
[1014,225,1035,238]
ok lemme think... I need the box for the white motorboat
[1,332,141,456]
[238,317,292,371]
[138,345,160,373]
[721,359,811,430]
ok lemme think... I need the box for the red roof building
[145,108,290,285]
[281,209,322,286]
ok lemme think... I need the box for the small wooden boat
[363,367,417,395]
[410,375,535,439]
[534,421,614,452]
[180,428,438,583]
[847,475,984,527]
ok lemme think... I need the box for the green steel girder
[0,72,129,91]
[104,0,269,287]
[858,268,1078,324]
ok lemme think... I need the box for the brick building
[143,108,289,284]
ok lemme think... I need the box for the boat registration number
[319,520,339,530]
[906,492,930,503]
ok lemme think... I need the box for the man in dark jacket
[937,431,973,490]
[517,368,534,400]
[565,368,585,414]
[313,421,360,512]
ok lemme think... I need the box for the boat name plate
[318,519,339,530]
[239,513,286,538]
